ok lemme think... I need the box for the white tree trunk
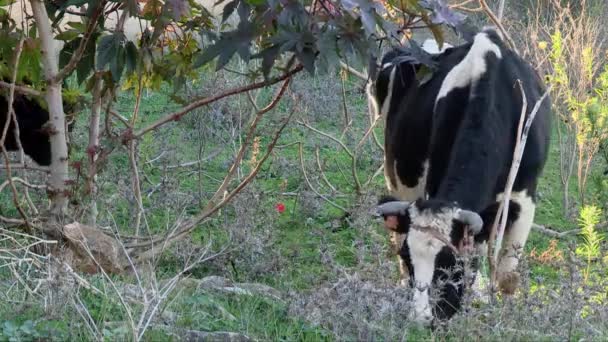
[30,0,69,218]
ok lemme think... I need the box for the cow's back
[381,44,471,198]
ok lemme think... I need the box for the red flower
[275,203,286,214]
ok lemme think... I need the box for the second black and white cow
[368,27,552,325]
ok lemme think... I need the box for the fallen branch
[163,149,223,169]
[531,223,580,238]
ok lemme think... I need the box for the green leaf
[317,29,339,73]
[56,29,81,41]
[66,21,86,32]
[18,39,42,85]
[96,35,117,70]
[77,33,97,85]
[253,44,281,79]
[0,0,17,6]
[193,41,224,68]
[296,48,315,75]
[244,0,265,6]
[123,0,139,16]
[125,41,138,75]
[96,32,127,82]
[110,47,126,82]
[216,42,238,70]
[221,0,238,23]
[193,20,256,70]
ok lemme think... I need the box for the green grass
[2,67,607,340]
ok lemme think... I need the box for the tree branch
[298,142,347,212]
[54,1,106,83]
[0,81,42,97]
[339,61,367,81]
[478,0,518,54]
[125,75,295,252]
[131,102,297,262]
[130,65,304,139]
[532,223,580,238]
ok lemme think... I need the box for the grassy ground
[1,63,607,340]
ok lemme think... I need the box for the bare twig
[0,177,46,193]
[478,0,519,54]
[497,0,507,21]
[532,223,580,238]
[206,77,292,207]
[152,149,223,169]
[315,147,338,193]
[298,143,347,212]
[0,38,32,232]
[297,120,362,194]
[129,70,146,237]
[488,82,552,289]
[339,70,352,136]
[339,61,368,81]
[488,80,528,285]
[0,81,42,97]
[109,110,131,127]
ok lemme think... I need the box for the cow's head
[366,50,419,121]
[376,198,483,326]
[366,39,452,120]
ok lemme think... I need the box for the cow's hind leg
[496,190,535,295]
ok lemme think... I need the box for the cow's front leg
[496,191,535,295]
[384,158,428,286]
[389,231,408,286]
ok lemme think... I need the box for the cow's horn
[375,201,411,217]
[457,210,483,234]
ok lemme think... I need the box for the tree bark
[31,0,69,219]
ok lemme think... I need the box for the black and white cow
[0,93,52,166]
[0,90,82,167]
[367,27,552,325]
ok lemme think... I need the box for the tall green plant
[545,1,608,208]
[575,205,603,282]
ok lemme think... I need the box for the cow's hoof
[498,272,520,295]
